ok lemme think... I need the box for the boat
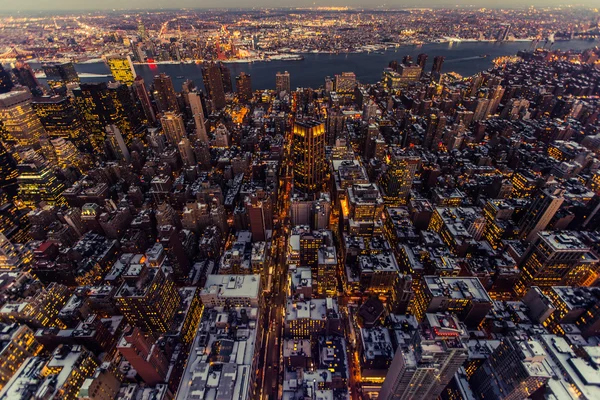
[176,76,184,79]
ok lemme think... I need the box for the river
[39,40,600,91]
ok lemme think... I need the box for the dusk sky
[0,0,594,12]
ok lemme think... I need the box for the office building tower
[12,62,40,94]
[486,85,505,117]
[152,73,179,113]
[379,147,420,203]
[160,112,186,145]
[515,231,599,295]
[105,125,130,162]
[16,154,65,208]
[470,337,551,400]
[158,225,192,283]
[431,56,445,75]
[335,72,357,93]
[178,138,195,166]
[116,327,169,385]
[245,193,273,242]
[519,188,564,242]
[78,363,121,400]
[292,120,327,195]
[235,72,252,102]
[276,71,291,94]
[0,323,43,388]
[42,62,79,92]
[0,345,98,400]
[105,54,137,85]
[187,91,208,143]
[397,63,422,83]
[417,53,428,72]
[31,96,85,142]
[201,62,226,110]
[0,142,18,199]
[72,82,137,151]
[212,123,229,148]
[379,313,468,400]
[50,137,81,169]
[219,62,233,93]
[0,90,47,146]
[132,76,157,125]
[0,65,13,94]
[114,265,180,334]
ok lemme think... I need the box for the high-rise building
[158,225,192,283]
[16,154,65,208]
[235,72,252,102]
[0,65,14,94]
[416,53,428,72]
[177,138,195,166]
[335,72,357,93]
[245,193,273,242]
[42,62,79,92]
[105,54,137,85]
[186,91,208,143]
[105,125,130,162]
[201,62,226,110]
[0,90,47,146]
[431,56,445,75]
[12,62,40,94]
[152,73,179,114]
[379,313,468,400]
[0,142,18,199]
[219,62,233,93]
[515,231,599,296]
[519,188,564,242]
[116,327,169,385]
[379,146,420,203]
[31,96,85,142]
[160,112,186,145]
[115,264,180,333]
[50,137,81,169]
[469,337,551,400]
[132,76,157,125]
[276,71,291,94]
[0,323,43,388]
[292,120,327,195]
[72,82,137,151]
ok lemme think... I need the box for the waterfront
[39,40,599,91]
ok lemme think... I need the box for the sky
[0,0,594,12]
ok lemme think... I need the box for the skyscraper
[292,120,327,195]
[72,82,136,151]
[469,337,551,400]
[276,71,291,94]
[235,72,252,102]
[160,112,186,145]
[116,327,169,386]
[379,146,420,203]
[105,125,130,162]
[42,62,79,92]
[431,56,445,75]
[12,62,40,95]
[379,313,468,400]
[334,72,357,93]
[219,62,233,93]
[519,188,564,242]
[16,153,65,208]
[178,137,195,166]
[0,90,47,146]
[416,53,428,71]
[153,73,179,113]
[106,54,137,85]
[0,142,18,199]
[201,62,226,110]
[514,231,598,296]
[0,65,14,94]
[31,95,85,142]
[132,76,157,125]
[114,264,180,333]
[245,193,273,242]
[187,91,208,143]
